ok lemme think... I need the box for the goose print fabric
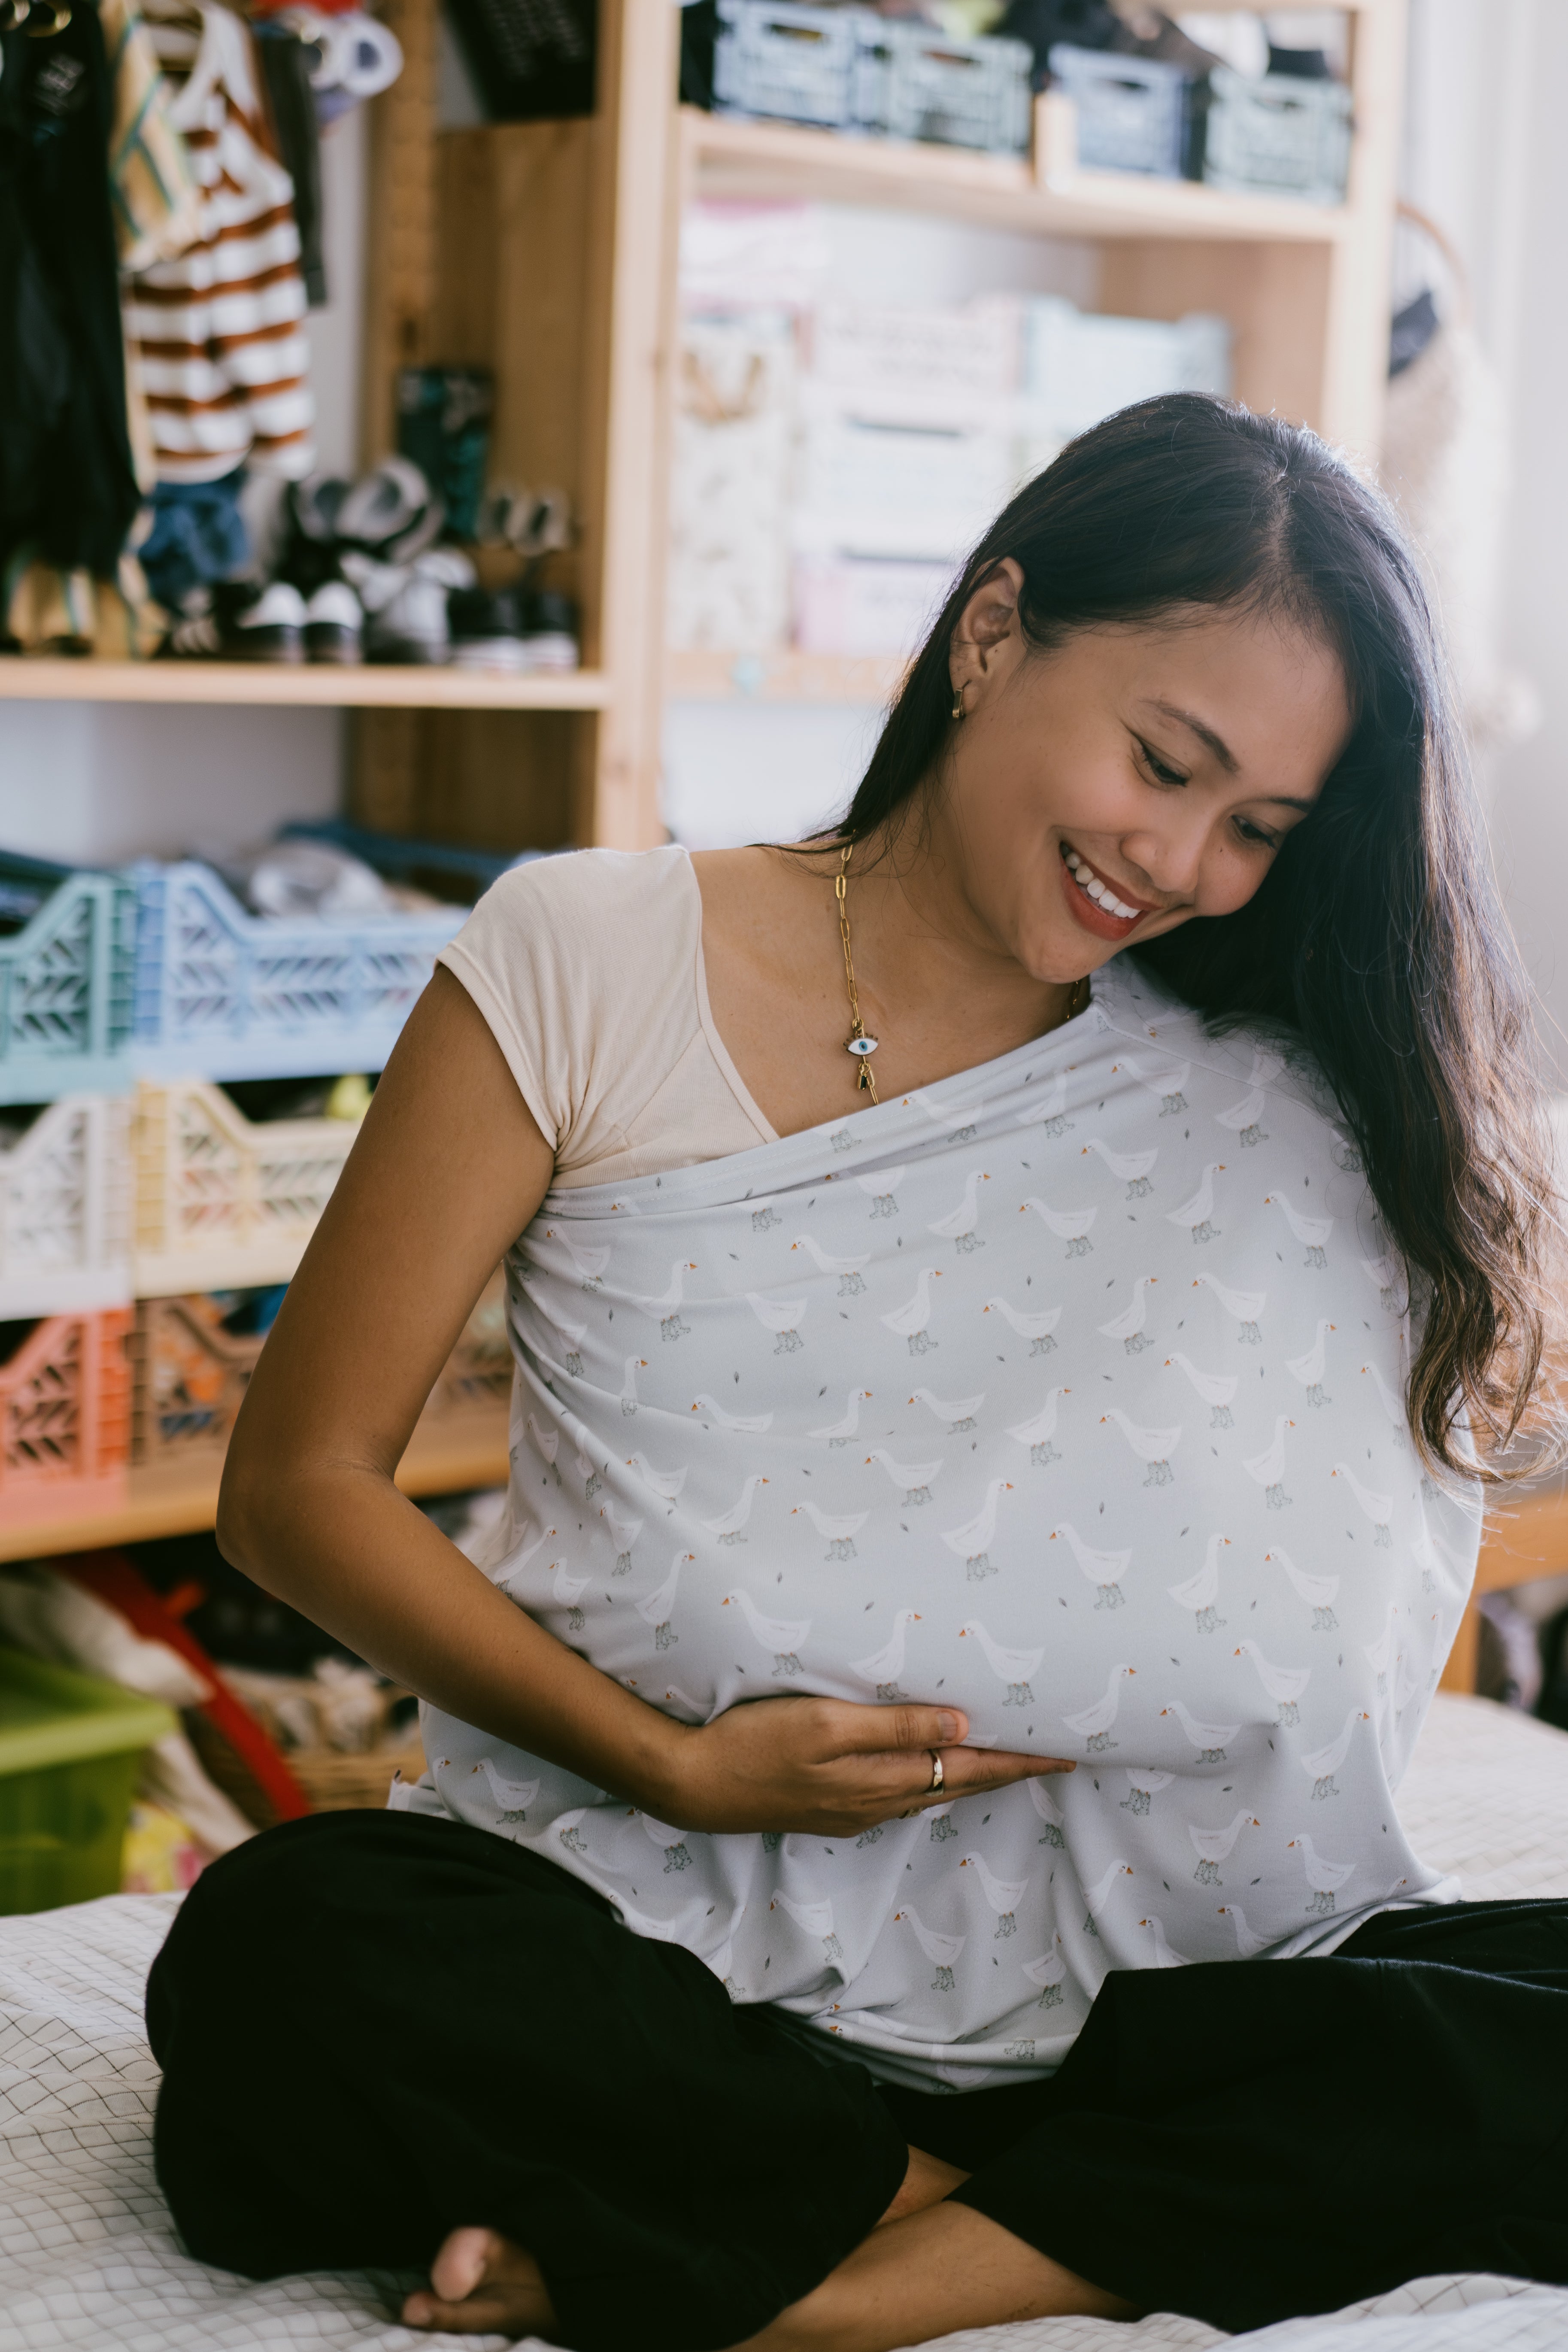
[404,958,1480,2091]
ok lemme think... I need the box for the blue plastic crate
[713,0,871,129]
[1203,66,1352,205]
[0,853,136,1104]
[1047,43,1189,178]
[862,21,1032,155]
[130,861,465,1083]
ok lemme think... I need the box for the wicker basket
[288,1739,427,1811]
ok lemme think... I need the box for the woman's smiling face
[939,561,1354,986]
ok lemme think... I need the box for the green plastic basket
[0,1647,176,1915]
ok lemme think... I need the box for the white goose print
[1243,1415,1295,1510]
[959,1851,1028,1939]
[1361,1252,1406,1315]
[689,1394,774,1433]
[619,1356,648,1417]
[958,1619,1042,1707]
[1269,1544,1339,1631]
[1167,1161,1226,1244]
[1300,1708,1370,1801]
[791,1499,868,1562]
[1020,1196,1096,1259]
[637,1551,694,1651]
[770,1890,842,1964]
[1359,1359,1408,1446]
[1165,1351,1237,1428]
[850,1608,922,1700]
[982,1294,1062,1357]
[1192,1271,1267,1346]
[1064,1662,1136,1752]
[1139,1915,1192,1967]
[1114,1053,1189,1117]
[910,1384,984,1435]
[625,1452,687,1502]
[637,1810,695,1876]
[1022,1941,1068,2007]
[855,1165,905,1220]
[1266,1190,1333,1269]
[866,1447,943,1508]
[599,1501,643,1576]
[535,1299,587,1375]
[1082,1856,1134,1936]
[894,1906,964,1992]
[880,1266,943,1355]
[1159,1696,1239,1765]
[789,1234,870,1296]
[1187,1809,1261,1887]
[544,1229,611,1289]
[525,1412,560,1470]
[1017,1069,1072,1136]
[637,1260,697,1341]
[1028,1776,1067,1845]
[1081,1136,1157,1199]
[548,1554,590,1631]
[491,1518,556,1600]
[1363,1603,1400,1699]
[1007,1386,1068,1466]
[1166,1532,1230,1633]
[1098,1275,1158,1355]
[928,1170,991,1253]
[1288,1833,1356,1917]
[1333,1460,1394,1548]
[810,1388,872,1446]
[1285,1319,1336,1408]
[747,1292,807,1354]
[1101,1405,1181,1487]
[907,1088,982,1141]
[1213,1051,1283,1148]
[1119,1768,1174,1817]
[470,1759,540,1823]
[1234,1638,1311,1726]
[1051,1520,1131,1611]
[701,1474,769,1545]
[941,1478,1013,1580]
[722,1587,810,1678]
[1218,1902,1273,1958]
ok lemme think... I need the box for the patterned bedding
[0,1690,1562,2352]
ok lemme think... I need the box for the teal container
[0,1648,176,1915]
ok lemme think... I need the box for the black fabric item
[147,1810,909,2352]
[443,0,595,122]
[0,11,140,578]
[256,33,326,307]
[995,0,1121,91]
[148,1810,1568,2346]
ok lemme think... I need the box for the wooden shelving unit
[0,1401,509,1567]
[0,661,610,710]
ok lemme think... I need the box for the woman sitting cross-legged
[149,395,1568,2349]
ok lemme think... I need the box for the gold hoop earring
[951,688,964,721]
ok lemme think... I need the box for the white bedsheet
[0,1692,1563,2352]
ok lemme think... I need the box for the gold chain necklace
[834,839,1092,1109]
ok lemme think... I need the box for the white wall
[0,104,369,866]
[1399,0,1568,1060]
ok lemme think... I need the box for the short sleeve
[436,845,704,1167]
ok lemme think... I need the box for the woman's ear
[949,558,1025,713]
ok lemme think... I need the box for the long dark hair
[836,393,1558,1483]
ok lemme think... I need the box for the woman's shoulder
[464,843,697,944]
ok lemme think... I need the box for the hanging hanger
[140,0,206,70]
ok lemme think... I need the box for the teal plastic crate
[0,1648,175,1915]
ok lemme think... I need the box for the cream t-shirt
[437,846,777,1188]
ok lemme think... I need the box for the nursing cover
[406,957,1480,2090]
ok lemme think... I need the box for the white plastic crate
[1047,43,1187,177]
[810,299,1020,406]
[859,19,1032,154]
[795,405,1016,563]
[130,860,463,1083]
[1204,65,1352,205]
[1022,297,1231,440]
[667,312,798,653]
[0,1095,131,1319]
[793,555,954,658]
[132,1078,360,1297]
[713,0,869,128]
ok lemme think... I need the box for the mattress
[0,1691,1563,2352]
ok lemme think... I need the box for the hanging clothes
[0,9,143,582]
[101,0,201,272]
[124,0,315,483]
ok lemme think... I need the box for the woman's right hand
[649,1696,1075,1839]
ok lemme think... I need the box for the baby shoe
[303,579,363,664]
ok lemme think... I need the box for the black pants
[147,1810,1568,2352]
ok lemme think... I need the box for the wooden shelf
[667,648,905,703]
[0,660,611,711]
[0,1402,509,1566]
[685,100,1355,248]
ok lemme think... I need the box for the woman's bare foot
[877,2146,970,2226]
[402,2225,559,2337]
